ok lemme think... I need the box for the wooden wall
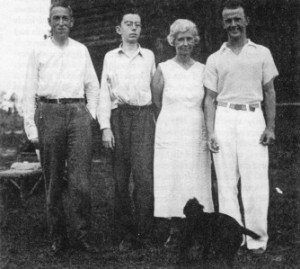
[65,0,300,102]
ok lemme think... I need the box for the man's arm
[84,48,100,119]
[260,79,276,146]
[204,88,219,153]
[98,55,115,149]
[151,65,164,119]
[23,50,39,147]
[150,51,156,78]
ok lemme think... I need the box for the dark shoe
[249,248,266,255]
[51,237,69,255]
[78,239,100,253]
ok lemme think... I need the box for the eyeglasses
[124,21,142,28]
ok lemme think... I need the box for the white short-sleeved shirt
[204,40,279,104]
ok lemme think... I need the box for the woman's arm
[151,65,164,119]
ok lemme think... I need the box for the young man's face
[116,14,141,44]
[49,6,73,40]
[222,7,248,40]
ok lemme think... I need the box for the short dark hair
[222,0,248,17]
[50,0,73,18]
[116,5,141,25]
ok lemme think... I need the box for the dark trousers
[111,106,155,241]
[35,102,93,240]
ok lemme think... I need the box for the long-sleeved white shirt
[23,37,100,140]
[98,45,156,129]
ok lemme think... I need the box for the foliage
[0,109,24,136]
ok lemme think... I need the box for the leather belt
[217,102,260,112]
[39,97,85,104]
[118,104,153,111]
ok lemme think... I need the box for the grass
[0,106,299,268]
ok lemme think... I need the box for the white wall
[0,0,50,99]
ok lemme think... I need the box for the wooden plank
[0,169,42,179]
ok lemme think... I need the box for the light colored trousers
[213,105,269,250]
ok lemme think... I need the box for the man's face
[49,7,73,40]
[116,14,141,44]
[222,7,248,40]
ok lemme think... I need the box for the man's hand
[259,128,275,146]
[204,88,218,153]
[207,134,220,153]
[30,138,39,149]
[102,128,115,149]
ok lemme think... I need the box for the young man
[204,0,278,254]
[23,1,100,254]
[98,8,156,250]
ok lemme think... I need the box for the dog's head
[183,198,204,218]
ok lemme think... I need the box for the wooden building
[65,0,300,102]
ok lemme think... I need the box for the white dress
[154,60,214,218]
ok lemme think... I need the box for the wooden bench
[0,162,43,202]
[0,162,43,228]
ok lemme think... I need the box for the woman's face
[174,30,195,56]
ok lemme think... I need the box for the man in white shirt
[204,0,278,254]
[98,8,156,250]
[23,1,99,254]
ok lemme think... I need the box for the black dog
[180,198,260,268]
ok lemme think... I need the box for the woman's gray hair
[167,19,200,46]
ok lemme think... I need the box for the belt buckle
[249,105,256,112]
[234,104,244,110]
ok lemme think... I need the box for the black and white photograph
[0,0,299,268]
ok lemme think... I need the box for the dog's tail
[241,227,260,239]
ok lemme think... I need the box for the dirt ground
[0,106,299,269]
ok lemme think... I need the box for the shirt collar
[220,39,257,53]
[117,43,144,57]
[50,36,70,49]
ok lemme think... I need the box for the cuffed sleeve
[23,50,39,140]
[84,47,100,119]
[98,55,112,129]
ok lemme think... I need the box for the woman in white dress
[152,19,214,241]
